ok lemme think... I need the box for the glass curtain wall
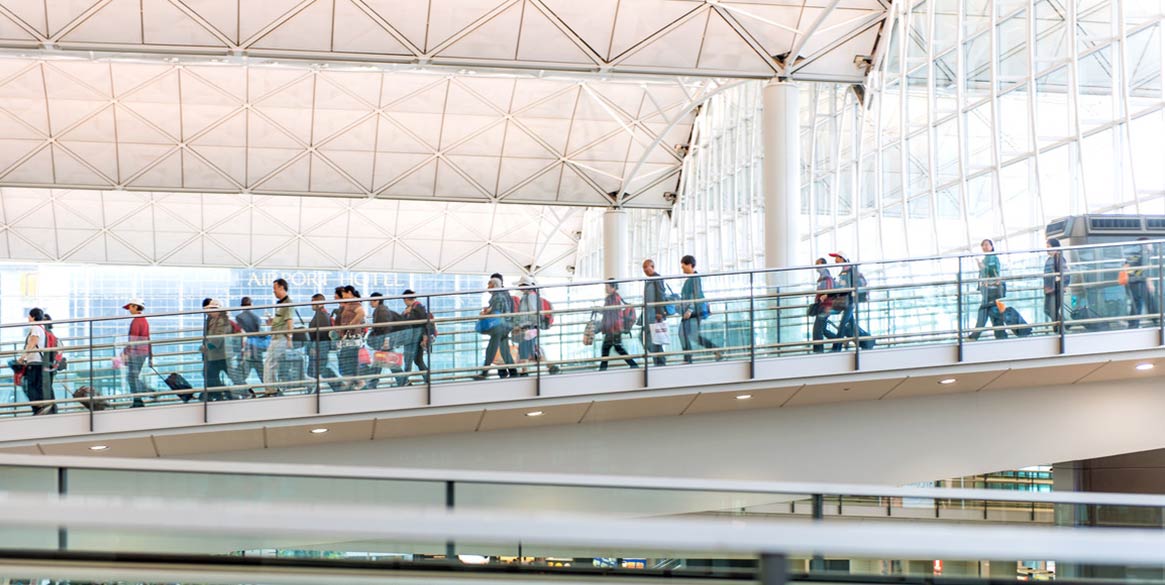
[579,0,1164,275]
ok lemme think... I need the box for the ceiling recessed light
[89,445,108,451]
[1136,363,1155,371]
[939,378,957,385]
[525,411,544,417]
[736,394,752,400]
[309,428,329,434]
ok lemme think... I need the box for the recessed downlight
[525,411,544,417]
[89,445,109,451]
[939,378,957,385]
[736,394,753,400]
[1136,363,1155,371]
[309,428,329,434]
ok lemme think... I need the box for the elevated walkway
[1,240,1163,482]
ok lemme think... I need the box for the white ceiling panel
[0,57,720,208]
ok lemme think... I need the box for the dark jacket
[487,290,512,331]
[1043,253,1071,293]
[1125,247,1148,283]
[643,277,667,321]
[602,292,625,335]
[308,308,331,342]
[367,304,400,349]
[679,272,707,319]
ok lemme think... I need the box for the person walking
[120,298,152,408]
[641,259,668,366]
[397,290,432,387]
[1044,238,1071,334]
[969,239,1008,340]
[307,293,332,380]
[474,277,517,379]
[828,253,861,351]
[810,259,835,353]
[263,278,294,395]
[1123,237,1154,329]
[514,277,542,376]
[202,299,233,401]
[337,286,367,390]
[17,308,53,415]
[678,255,721,363]
[366,292,400,389]
[235,296,267,383]
[599,280,637,371]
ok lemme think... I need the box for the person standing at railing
[474,277,518,380]
[337,286,367,391]
[1044,239,1071,334]
[599,280,638,371]
[235,297,267,384]
[120,298,151,408]
[16,308,53,415]
[202,299,233,401]
[679,255,722,363]
[1122,237,1155,329]
[264,278,294,395]
[810,258,835,354]
[397,289,432,387]
[641,259,668,367]
[969,239,1008,341]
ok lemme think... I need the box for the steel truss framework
[603,0,1165,277]
[0,0,887,80]
[0,187,585,275]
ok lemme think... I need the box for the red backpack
[43,329,67,371]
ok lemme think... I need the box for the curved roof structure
[0,0,889,274]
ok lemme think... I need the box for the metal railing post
[1058,257,1067,354]
[426,296,434,405]
[88,321,95,431]
[202,322,209,423]
[1158,243,1164,346]
[749,271,756,378]
[535,289,542,396]
[853,266,861,371]
[760,553,788,585]
[957,256,964,362]
[642,290,650,387]
[57,467,68,550]
[445,480,456,559]
[314,318,321,414]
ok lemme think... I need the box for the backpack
[620,305,637,333]
[43,329,67,372]
[539,297,554,329]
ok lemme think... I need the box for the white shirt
[24,324,45,364]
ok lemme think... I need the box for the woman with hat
[121,298,152,408]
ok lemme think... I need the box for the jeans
[23,362,53,415]
[1044,288,1063,333]
[240,343,265,383]
[831,303,855,352]
[679,317,718,363]
[306,340,330,378]
[263,336,289,392]
[599,333,637,370]
[811,312,831,353]
[483,328,517,378]
[396,329,429,386]
[125,353,147,407]
[339,345,360,386]
[1127,281,1154,328]
[972,288,1007,340]
[204,358,232,401]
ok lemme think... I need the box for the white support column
[602,208,629,280]
[762,80,801,271]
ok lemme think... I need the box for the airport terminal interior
[1,0,1165,584]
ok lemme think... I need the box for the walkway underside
[3,328,1162,485]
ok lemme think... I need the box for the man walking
[641,259,668,366]
[264,278,293,394]
[396,290,431,386]
[1044,239,1071,334]
[679,255,721,363]
[235,296,266,383]
[121,298,151,408]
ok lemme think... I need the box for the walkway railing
[1,238,1163,419]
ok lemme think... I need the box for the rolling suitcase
[1002,307,1033,337]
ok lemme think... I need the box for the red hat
[828,252,849,262]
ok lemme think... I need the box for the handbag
[1118,269,1130,286]
[373,350,403,368]
[337,336,363,349]
[476,316,501,334]
[357,347,372,366]
[648,321,671,346]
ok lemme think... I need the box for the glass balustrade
[0,239,1161,417]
